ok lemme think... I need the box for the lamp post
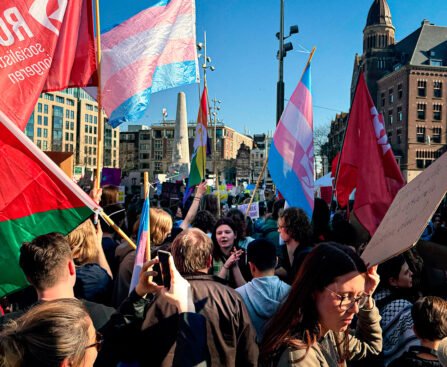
[276,0,299,125]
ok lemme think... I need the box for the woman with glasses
[260,242,382,366]
[0,298,100,367]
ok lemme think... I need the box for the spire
[366,0,393,28]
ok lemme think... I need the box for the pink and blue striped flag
[129,196,150,293]
[96,0,199,127]
[268,64,314,218]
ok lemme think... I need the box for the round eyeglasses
[325,287,370,311]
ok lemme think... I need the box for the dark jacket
[141,274,258,367]
[279,244,313,285]
[388,346,441,367]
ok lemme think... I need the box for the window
[154,140,163,149]
[388,110,393,125]
[37,128,42,137]
[166,130,174,139]
[416,127,426,143]
[381,93,385,107]
[42,141,47,150]
[43,129,48,138]
[398,84,403,99]
[430,59,442,66]
[154,130,162,138]
[140,153,150,159]
[37,103,42,112]
[70,122,74,129]
[65,132,69,140]
[433,104,442,121]
[66,99,75,106]
[397,106,403,122]
[85,114,89,122]
[154,151,163,160]
[396,128,402,144]
[37,115,42,125]
[432,128,442,143]
[85,126,89,133]
[56,96,64,104]
[43,93,54,101]
[37,140,41,148]
[388,88,394,103]
[71,111,75,119]
[417,103,426,120]
[434,81,443,98]
[44,105,48,114]
[418,80,427,97]
[43,116,48,126]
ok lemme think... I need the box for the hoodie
[236,276,290,342]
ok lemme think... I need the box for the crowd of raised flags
[0,0,412,298]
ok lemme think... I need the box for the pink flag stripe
[277,103,313,152]
[101,15,194,77]
[272,139,314,207]
[101,0,193,49]
[288,82,313,128]
[102,42,196,112]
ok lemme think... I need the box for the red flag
[0,0,96,131]
[336,72,405,235]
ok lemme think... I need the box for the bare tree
[314,123,330,178]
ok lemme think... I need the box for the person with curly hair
[276,207,313,284]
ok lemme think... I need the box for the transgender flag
[268,63,314,218]
[129,196,150,293]
[98,0,199,127]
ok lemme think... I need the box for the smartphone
[157,250,171,290]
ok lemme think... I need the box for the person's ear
[248,261,256,275]
[389,277,399,287]
[275,257,279,268]
[206,255,213,268]
[68,259,76,276]
[59,358,71,367]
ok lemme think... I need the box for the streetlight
[197,32,216,84]
[276,0,299,125]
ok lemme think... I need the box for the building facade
[26,88,120,175]
[119,121,254,181]
[350,0,447,180]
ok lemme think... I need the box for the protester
[226,207,255,250]
[312,198,332,243]
[254,199,285,252]
[275,207,313,284]
[375,254,419,366]
[192,209,217,235]
[212,217,247,288]
[67,219,113,304]
[0,298,98,367]
[141,228,258,366]
[260,242,382,366]
[389,296,447,367]
[100,184,120,207]
[200,193,220,219]
[0,233,115,332]
[236,239,290,342]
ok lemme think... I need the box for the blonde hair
[0,299,91,367]
[171,228,213,273]
[66,219,98,265]
[150,208,172,246]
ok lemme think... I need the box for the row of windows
[416,127,442,143]
[417,103,443,121]
[84,114,98,124]
[85,125,98,134]
[84,136,97,144]
[36,140,48,150]
[65,110,75,119]
[84,146,97,155]
[382,81,443,107]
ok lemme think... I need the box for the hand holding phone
[157,250,172,290]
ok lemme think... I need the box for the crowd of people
[1,182,447,367]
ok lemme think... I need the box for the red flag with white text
[336,72,405,236]
[0,0,96,131]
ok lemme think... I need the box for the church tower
[351,0,396,105]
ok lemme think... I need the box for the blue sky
[101,0,447,134]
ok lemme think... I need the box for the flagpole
[144,172,151,262]
[245,158,268,218]
[100,212,136,249]
[94,0,103,190]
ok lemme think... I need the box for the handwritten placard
[238,202,260,219]
[362,151,447,266]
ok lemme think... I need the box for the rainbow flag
[0,111,100,298]
[129,196,150,293]
[97,0,199,127]
[183,86,208,204]
[268,63,314,218]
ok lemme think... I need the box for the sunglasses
[85,331,103,352]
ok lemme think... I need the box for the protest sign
[238,202,260,219]
[117,186,126,204]
[361,151,447,266]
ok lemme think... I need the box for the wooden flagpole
[94,0,104,190]
[100,212,136,249]
[245,158,268,218]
